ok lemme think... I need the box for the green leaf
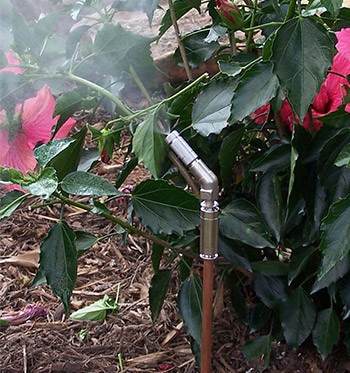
[271,17,334,122]
[220,199,275,249]
[243,335,272,369]
[61,171,120,196]
[93,23,156,86]
[279,287,316,349]
[178,273,202,345]
[257,172,283,243]
[230,283,249,324]
[251,261,289,276]
[52,92,83,138]
[132,112,168,178]
[249,303,271,333]
[131,179,200,235]
[74,231,98,255]
[341,277,350,319]
[288,246,318,285]
[218,237,252,272]
[230,62,279,123]
[312,256,350,293]
[335,143,350,168]
[254,273,286,308]
[219,128,244,190]
[313,308,340,360]
[317,194,350,282]
[192,78,238,136]
[149,269,172,323]
[23,168,58,199]
[34,138,76,168]
[39,221,77,313]
[250,143,291,173]
[0,190,27,221]
[320,0,342,17]
[70,294,118,321]
[173,29,219,69]
[49,127,87,181]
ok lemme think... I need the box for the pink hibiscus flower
[0,54,76,191]
[252,27,350,132]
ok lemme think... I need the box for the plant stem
[167,0,193,81]
[106,73,209,127]
[53,192,170,249]
[246,0,258,51]
[65,72,133,117]
[129,64,154,105]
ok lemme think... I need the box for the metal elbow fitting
[166,131,219,259]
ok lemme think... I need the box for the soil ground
[1,1,350,372]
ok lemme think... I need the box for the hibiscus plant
[1,0,350,367]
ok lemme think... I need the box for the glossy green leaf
[254,273,286,308]
[131,179,200,235]
[132,112,168,178]
[271,17,334,122]
[34,138,76,167]
[39,221,77,313]
[249,303,271,333]
[251,261,289,276]
[0,190,27,221]
[313,308,340,360]
[219,128,244,190]
[220,199,275,249]
[23,168,58,198]
[279,288,316,349]
[149,269,172,323]
[243,335,272,369]
[74,231,98,255]
[257,172,283,242]
[178,273,202,345]
[173,30,219,69]
[61,171,120,196]
[317,194,350,282]
[77,148,100,172]
[250,144,291,173]
[320,0,342,16]
[49,127,87,181]
[193,78,238,136]
[312,256,350,293]
[218,237,252,272]
[151,244,165,273]
[70,294,118,321]
[230,62,279,123]
[288,246,318,285]
[52,91,83,137]
[335,143,350,168]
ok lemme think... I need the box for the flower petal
[335,28,350,62]
[21,86,75,147]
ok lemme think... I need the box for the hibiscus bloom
[0,55,76,191]
[252,27,350,132]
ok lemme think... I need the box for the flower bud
[215,0,242,29]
